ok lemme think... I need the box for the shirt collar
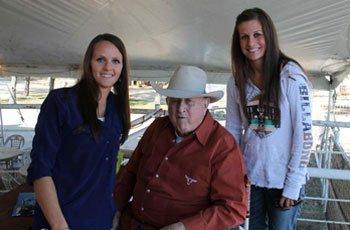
[165,111,214,146]
[174,131,184,143]
[194,111,214,146]
[100,92,116,127]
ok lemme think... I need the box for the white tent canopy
[0,0,350,89]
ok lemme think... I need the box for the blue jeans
[249,185,304,230]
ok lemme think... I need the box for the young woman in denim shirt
[27,33,130,230]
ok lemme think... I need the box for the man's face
[167,97,209,136]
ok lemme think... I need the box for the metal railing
[2,96,350,228]
[295,150,350,228]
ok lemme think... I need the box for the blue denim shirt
[27,86,123,230]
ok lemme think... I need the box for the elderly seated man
[114,65,247,230]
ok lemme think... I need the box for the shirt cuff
[282,183,302,200]
[26,163,52,185]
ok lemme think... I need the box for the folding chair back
[5,134,25,149]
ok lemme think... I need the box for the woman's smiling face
[90,40,123,92]
[238,19,266,66]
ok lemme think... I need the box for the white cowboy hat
[151,65,223,103]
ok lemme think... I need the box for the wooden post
[24,76,30,96]
[154,82,163,110]
[154,93,161,110]
[8,76,17,103]
[48,77,55,91]
[0,108,4,146]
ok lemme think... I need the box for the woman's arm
[283,71,313,200]
[34,176,69,230]
[27,91,69,228]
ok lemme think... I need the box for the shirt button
[165,156,169,161]
[155,174,159,178]
[146,189,150,193]
[141,207,144,211]
[105,157,109,161]
[106,141,110,144]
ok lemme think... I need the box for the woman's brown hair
[231,8,301,126]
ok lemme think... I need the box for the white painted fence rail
[308,167,350,180]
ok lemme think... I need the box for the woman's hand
[278,196,296,208]
[51,223,70,230]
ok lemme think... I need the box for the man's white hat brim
[151,82,223,103]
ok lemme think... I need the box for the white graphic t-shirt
[246,97,279,138]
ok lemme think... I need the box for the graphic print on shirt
[185,174,198,186]
[246,95,279,138]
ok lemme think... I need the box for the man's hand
[160,222,185,230]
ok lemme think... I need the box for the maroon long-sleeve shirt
[114,112,247,229]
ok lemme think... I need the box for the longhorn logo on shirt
[185,175,197,185]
